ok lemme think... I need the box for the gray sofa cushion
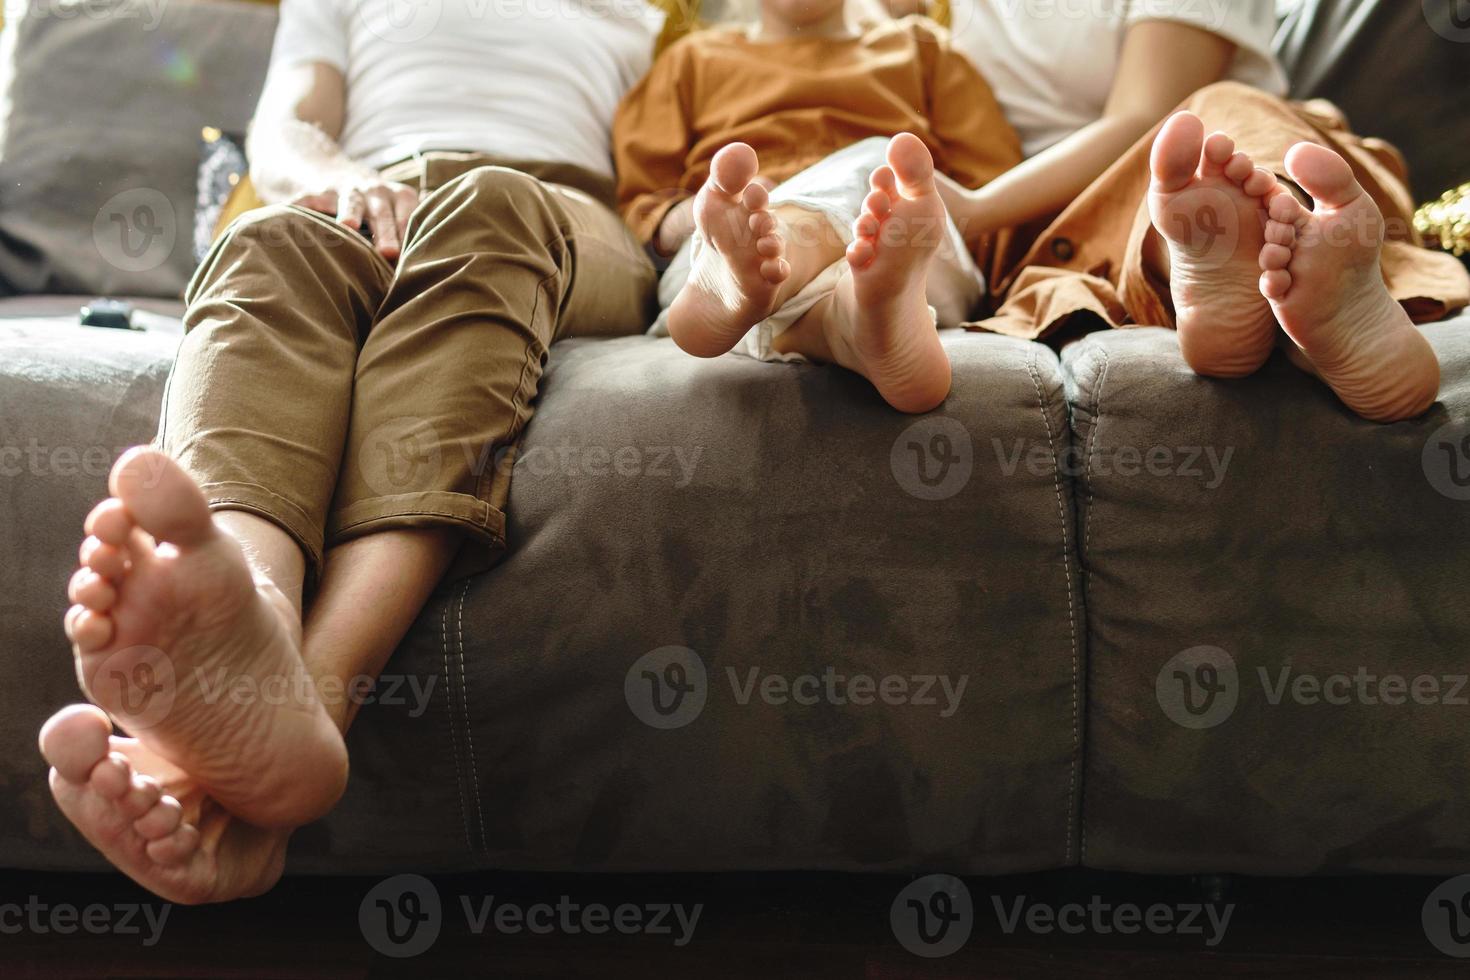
[0,0,276,298]
[1066,315,1470,875]
[3,325,1087,875]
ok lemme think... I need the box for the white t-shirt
[949,0,1288,157]
[268,0,665,178]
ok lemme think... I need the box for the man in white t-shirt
[38,0,669,904]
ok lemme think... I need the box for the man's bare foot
[667,142,790,358]
[55,448,346,829]
[40,704,287,904]
[1259,143,1440,422]
[827,133,950,414]
[1148,111,1280,378]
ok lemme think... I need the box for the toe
[69,569,118,612]
[1267,188,1307,225]
[120,773,164,819]
[86,499,135,548]
[1223,152,1254,184]
[133,796,184,841]
[741,181,769,213]
[146,822,201,867]
[759,257,790,284]
[885,133,935,192]
[70,608,115,652]
[847,238,876,269]
[1265,220,1296,247]
[1150,112,1205,193]
[870,165,898,198]
[1202,132,1236,174]
[1260,268,1293,301]
[709,142,759,197]
[1242,167,1277,198]
[109,448,215,550]
[80,538,128,580]
[755,234,783,259]
[1260,243,1293,271]
[749,210,778,238]
[854,211,881,240]
[863,189,893,222]
[39,704,113,783]
[1284,142,1363,211]
[89,752,134,800]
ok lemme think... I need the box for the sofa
[2,0,1468,881]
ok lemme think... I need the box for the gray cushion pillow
[0,0,277,298]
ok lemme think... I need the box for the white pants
[652,137,985,362]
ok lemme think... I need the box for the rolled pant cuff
[200,480,326,582]
[327,490,507,555]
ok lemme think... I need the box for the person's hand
[293,178,420,261]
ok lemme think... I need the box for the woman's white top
[949,0,1288,157]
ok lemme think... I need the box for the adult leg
[1140,84,1467,419]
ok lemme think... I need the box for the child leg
[667,143,847,357]
[773,134,954,414]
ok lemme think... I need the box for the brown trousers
[160,155,657,582]
[977,82,1470,339]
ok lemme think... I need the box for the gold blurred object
[1415,182,1470,258]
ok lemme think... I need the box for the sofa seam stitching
[1079,346,1111,866]
[441,596,471,850]
[1027,347,1082,869]
[457,580,489,853]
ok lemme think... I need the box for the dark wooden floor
[1,868,1464,978]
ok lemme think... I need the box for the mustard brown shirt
[613,17,1022,245]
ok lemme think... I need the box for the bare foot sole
[829,133,951,414]
[1259,142,1440,422]
[60,448,345,829]
[41,704,288,904]
[1148,111,1280,378]
[667,142,791,358]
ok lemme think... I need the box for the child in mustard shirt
[614,1,1020,412]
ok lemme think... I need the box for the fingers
[335,188,366,232]
[363,188,400,259]
[391,187,419,252]
[291,190,337,215]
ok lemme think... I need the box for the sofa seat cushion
[3,326,1087,875]
[1064,315,1470,874]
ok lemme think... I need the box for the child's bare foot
[1259,143,1440,422]
[50,448,347,833]
[1148,111,1280,378]
[40,704,288,904]
[828,133,950,414]
[668,142,790,358]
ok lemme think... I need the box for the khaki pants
[160,154,657,583]
[977,82,1470,339]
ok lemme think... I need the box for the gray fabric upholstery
[0,0,276,297]
[1066,316,1470,875]
[2,323,1087,875]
